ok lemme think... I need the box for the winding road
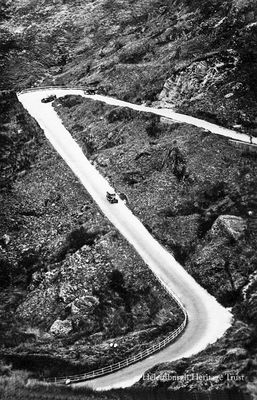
[17,88,239,391]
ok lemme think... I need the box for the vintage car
[87,89,96,95]
[106,191,118,204]
[41,94,57,103]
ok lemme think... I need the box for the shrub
[57,95,83,108]
[195,181,227,210]
[145,115,161,137]
[52,226,101,262]
[67,226,99,250]
[109,269,125,294]
[105,107,135,123]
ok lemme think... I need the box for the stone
[84,295,100,306]
[225,92,234,99]
[211,215,247,240]
[70,302,80,315]
[1,234,10,246]
[50,319,73,336]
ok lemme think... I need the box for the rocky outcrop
[211,215,247,240]
[50,319,73,336]
[156,2,257,130]
[159,52,239,106]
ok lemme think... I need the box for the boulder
[1,234,10,246]
[211,215,246,240]
[50,319,73,336]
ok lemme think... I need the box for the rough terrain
[0,0,257,397]
[53,95,257,393]
[0,93,183,378]
[2,0,257,134]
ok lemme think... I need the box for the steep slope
[0,90,183,379]
[52,94,257,392]
[1,0,257,133]
[1,0,257,396]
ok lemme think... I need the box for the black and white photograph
[0,1,257,399]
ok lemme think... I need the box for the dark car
[106,191,118,204]
[84,89,96,95]
[41,95,57,103]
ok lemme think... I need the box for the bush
[57,95,83,108]
[194,181,228,211]
[52,226,101,262]
[105,106,136,123]
[145,115,161,137]
[17,249,40,286]
[200,181,226,204]
[67,226,99,250]
[109,269,125,293]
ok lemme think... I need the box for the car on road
[41,94,57,103]
[106,191,118,204]
[84,89,96,95]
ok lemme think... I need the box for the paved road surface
[18,89,232,390]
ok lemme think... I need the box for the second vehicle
[106,192,118,204]
[41,95,57,103]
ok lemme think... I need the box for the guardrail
[19,86,188,385]
[46,320,187,385]
[44,274,187,385]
